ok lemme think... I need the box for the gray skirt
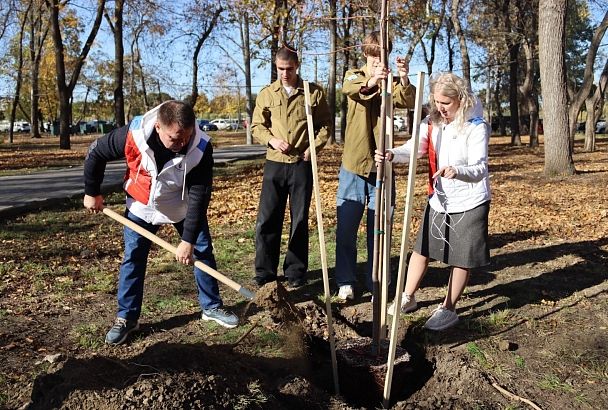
[413,201,490,268]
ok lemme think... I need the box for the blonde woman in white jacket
[375,73,491,331]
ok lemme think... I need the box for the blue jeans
[117,210,221,320]
[335,167,394,291]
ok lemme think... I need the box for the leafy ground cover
[0,132,607,409]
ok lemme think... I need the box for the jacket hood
[466,98,484,122]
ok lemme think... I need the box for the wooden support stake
[371,0,390,355]
[379,72,394,341]
[382,72,426,408]
[304,81,340,395]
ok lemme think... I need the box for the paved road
[0,144,266,218]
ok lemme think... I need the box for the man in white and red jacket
[84,100,238,345]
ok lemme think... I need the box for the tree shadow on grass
[406,237,608,347]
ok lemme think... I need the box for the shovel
[102,207,255,301]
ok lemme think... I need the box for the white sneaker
[337,285,354,301]
[423,305,459,331]
[387,294,418,315]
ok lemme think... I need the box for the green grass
[467,308,512,335]
[514,354,525,369]
[147,295,197,315]
[82,266,116,293]
[466,342,488,367]
[250,328,285,357]
[234,380,269,409]
[196,320,244,344]
[72,323,105,349]
[538,374,575,393]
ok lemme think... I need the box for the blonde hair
[428,73,475,129]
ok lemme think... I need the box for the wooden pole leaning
[382,72,426,408]
[379,72,394,341]
[102,207,255,301]
[371,0,390,355]
[303,81,340,395]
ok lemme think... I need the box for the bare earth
[0,133,607,409]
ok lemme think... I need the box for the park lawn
[0,135,607,408]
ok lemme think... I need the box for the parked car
[87,120,115,133]
[0,120,31,132]
[209,118,233,130]
[227,119,243,130]
[71,121,88,134]
[14,121,31,133]
[198,119,218,132]
[596,119,606,134]
[394,116,406,132]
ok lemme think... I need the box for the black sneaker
[105,317,139,345]
[255,275,277,287]
[287,278,306,289]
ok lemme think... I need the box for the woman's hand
[374,149,393,164]
[433,166,458,180]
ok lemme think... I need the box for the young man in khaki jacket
[251,46,331,288]
[335,32,416,300]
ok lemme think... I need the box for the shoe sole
[105,323,140,345]
[337,294,354,301]
[201,314,238,329]
[401,302,418,314]
[423,316,459,331]
[387,302,418,316]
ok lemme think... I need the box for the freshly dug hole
[251,282,414,407]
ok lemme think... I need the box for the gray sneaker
[202,308,239,328]
[105,317,139,345]
[423,305,459,331]
[387,294,418,315]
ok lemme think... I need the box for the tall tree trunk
[136,44,149,111]
[583,98,596,152]
[339,1,353,144]
[187,6,222,108]
[584,58,608,152]
[9,2,32,144]
[567,11,608,147]
[49,0,106,149]
[539,0,574,175]
[445,17,454,72]
[126,30,138,121]
[494,72,506,135]
[240,11,253,145]
[451,0,470,85]
[28,1,49,139]
[105,0,125,126]
[269,0,289,83]
[502,0,521,145]
[421,0,446,77]
[327,0,337,144]
[520,41,539,147]
[508,42,521,145]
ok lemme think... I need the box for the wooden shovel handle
[102,207,254,300]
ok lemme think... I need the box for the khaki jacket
[252,77,331,163]
[342,64,416,176]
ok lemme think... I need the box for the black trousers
[255,160,313,284]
